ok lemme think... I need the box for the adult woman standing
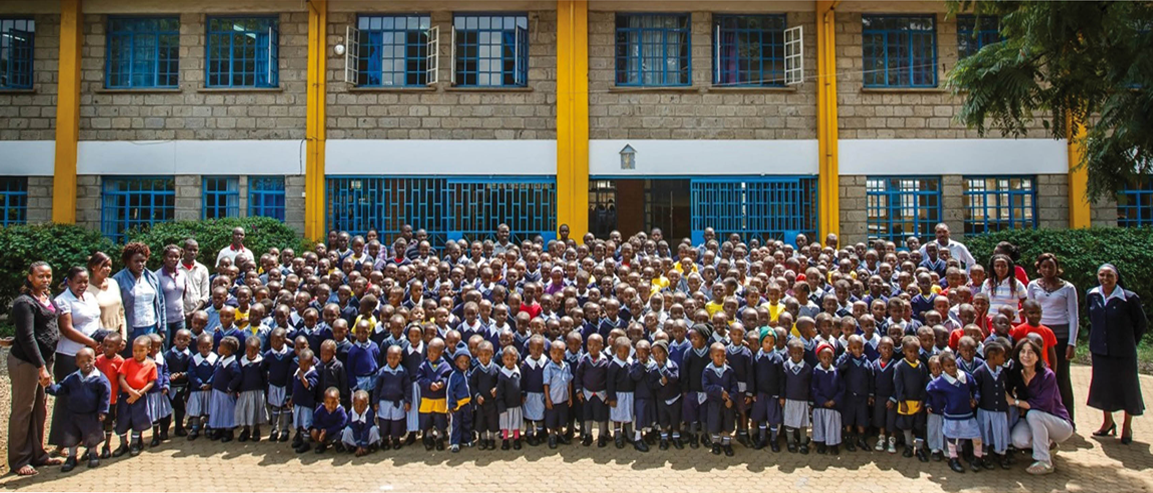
[1008,338,1074,475]
[984,253,1027,321]
[86,252,125,343]
[1086,264,1147,444]
[156,244,188,345]
[112,242,166,353]
[1026,253,1079,424]
[7,262,64,476]
[48,266,104,451]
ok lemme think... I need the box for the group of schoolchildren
[45,227,1045,476]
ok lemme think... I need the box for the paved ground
[1,349,1151,493]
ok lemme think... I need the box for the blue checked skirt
[207,389,237,429]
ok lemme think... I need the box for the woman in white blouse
[1026,253,1080,424]
[48,266,104,450]
[984,253,1027,321]
[85,252,126,342]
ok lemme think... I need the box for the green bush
[0,223,119,308]
[966,227,1153,330]
[126,216,311,269]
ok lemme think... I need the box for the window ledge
[860,87,948,94]
[706,85,797,93]
[347,86,437,93]
[94,88,182,94]
[445,86,533,92]
[0,88,36,94]
[197,87,284,93]
[608,86,701,93]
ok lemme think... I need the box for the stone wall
[0,14,59,141]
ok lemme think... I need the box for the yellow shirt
[705,301,725,317]
[674,262,698,275]
[236,307,250,330]
[353,315,378,335]
[766,302,785,322]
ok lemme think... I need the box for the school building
[0,0,1148,246]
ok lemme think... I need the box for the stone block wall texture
[324,10,557,140]
[587,10,818,140]
[26,176,54,223]
[0,14,59,141]
[78,12,308,141]
[76,175,101,231]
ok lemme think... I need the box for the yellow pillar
[816,1,840,239]
[52,0,82,224]
[305,0,328,240]
[556,0,589,241]
[1066,112,1090,229]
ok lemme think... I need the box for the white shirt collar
[241,354,263,366]
[784,358,806,372]
[524,354,548,369]
[1090,285,1127,303]
[407,342,424,355]
[350,408,369,424]
[816,363,835,373]
[381,364,403,374]
[193,353,219,366]
[500,365,521,377]
[219,355,237,367]
[611,355,631,367]
[942,371,967,385]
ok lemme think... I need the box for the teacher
[48,266,104,452]
[1086,263,1147,444]
[1008,338,1073,475]
[1025,253,1079,424]
[7,261,64,476]
[112,242,166,353]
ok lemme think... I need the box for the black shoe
[981,456,996,470]
[295,442,311,453]
[754,437,766,450]
[560,433,572,445]
[770,440,781,453]
[87,450,100,468]
[150,435,161,448]
[673,437,684,450]
[174,427,187,437]
[112,444,130,457]
[916,448,929,462]
[931,450,943,462]
[436,438,446,451]
[478,438,488,451]
[405,434,416,446]
[61,456,78,472]
[513,438,521,450]
[334,443,346,453]
[423,436,434,451]
[799,443,809,455]
[830,445,839,455]
[187,430,199,441]
[857,437,870,451]
[615,434,625,449]
[279,430,290,442]
[252,427,261,443]
[159,429,169,441]
[548,435,558,449]
[220,431,233,443]
[526,434,538,446]
[999,453,1013,469]
[736,434,749,448]
[787,442,798,453]
[845,439,856,452]
[238,428,251,442]
[816,443,827,455]
[582,435,592,447]
[948,458,965,473]
[659,438,669,450]
[635,439,649,452]
[701,433,710,447]
[724,444,734,457]
[970,459,982,472]
[597,435,608,448]
[292,432,303,448]
[315,443,327,454]
[381,439,393,451]
[501,439,511,450]
[903,446,914,458]
[711,443,721,455]
[687,433,699,449]
[100,446,111,459]
[129,441,143,457]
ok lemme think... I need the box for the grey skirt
[523,392,546,421]
[783,399,811,429]
[186,390,212,417]
[610,392,634,423]
[499,407,524,431]
[944,416,981,440]
[207,390,236,429]
[234,389,268,426]
[147,391,173,420]
[267,385,288,408]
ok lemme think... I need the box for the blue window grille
[357,15,431,87]
[615,14,691,87]
[202,176,239,219]
[206,16,279,88]
[248,176,286,221]
[0,18,35,89]
[0,176,28,226]
[862,15,937,88]
[326,176,556,247]
[1117,176,1153,227]
[105,17,179,89]
[690,176,818,246]
[866,176,942,242]
[963,176,1036,234]
[101,177,175,242]
[956,15,1000,59]
[453,14,528,87]
[713,14,786,87]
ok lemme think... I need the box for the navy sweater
[701,364,738,405]
[262,349,295,389]
[495,368,523,414]
[575,353,609,394]
[47,369,111,415]
[926,373,979,420]
[679,347,710,393]
[836,353,874,400]
[210,356,242,393]
[782,361,813,402]
[873,358,898,401]
[629,360,655,400]
[165,348,192,391]
[237,356,267,393]
[188,353,217,390]
[811,365,845,408]
[726,345,754,397]
[521,356,547,394]
[893,359,929,404]
[751,350,785,398]
[469,362,500,407]
[971,363,1009,412]
[649,360,680,402]
[371,365,412,407]
[606,358,635,401]
[292,368,320,409]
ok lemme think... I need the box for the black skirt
[1088,353,1145,416]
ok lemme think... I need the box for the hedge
[966,227,1153,330]
[0,223,119,309]
[126,216,313,270]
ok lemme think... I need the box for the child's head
[219,305,236,328]
[147,333,163,357]
[817,343,835,368]
[709,342,726,366]
[320,339,336,363]
[916,326,935,352]
[983,340,1007,368]
[332,319,349,342]
[1022,299,1042,326]
[194,333,211,356]
[502,345,519,368]
[635,340,651,362]
[354,319,371,343]
[928,354,942,377]
[218,335,239,358]
[565,331,582,353]
[760,330,776,353]
[528,335,546,359]
[900,335,920,362]
[352,389,370,414]
[958,336,977,361]
[477,341,495,366]
[385,345,402,368]
[786,338,804,363]
[427,337,445,362]
[299,349,315,371]
[847,334,864,358]
[454,348,472,372]
[878,336,894,361]
[75,347,96,374]
[294,335,310,355]
[613,336,631,360]
[549,339,566,363]
[587,334,604,356]
[991,313,1012,336]
[933,325,949,350]
[269,328,286,351]
[245,336,261,358]
[323,386,341,412]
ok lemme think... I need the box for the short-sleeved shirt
[1010,323,1058,366]
[96,354,125,403]
[55,288,102,357]
[118,357,158,392]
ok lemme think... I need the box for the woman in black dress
[1086,264,1147,444]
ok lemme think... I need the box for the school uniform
[650,358,681,431]
[810,363,844,446]
[872,357,899,432]
[702,363,738,434]
[836,353,873,430]
[292,367,320,430]
[893,358,929,434]
[212,326,246,353]
[607,356,635,424]
[291,325,334,355]
[576,352,610,422]
[447,367,473,447]
[342,407,380,448]
[543,360,573,431]
[403,343,425,432]
[417,356,452,432]
[470,361,501,435]
[750,350,785,427]
[334,338,353,368]
[165,347,192,432]
[726,344,754,416]
[563,349,584,428]
[782,359,813,429]
[318,357,350,409]
[972,362,1010,453]
[235,355,268,427]
[371,364,412,442]
[186,353,217,421]
[957,355,984,376]
[926,371,981,444]
[208,355,242,430]
[629,358,657,431]
[667,339,691,368]
[861,333,882,362]
[521,354,548,424]
[346,340,381,392]
[311,404,348,444]
[45,368,111,448]
[496,365,524,432]
[679,346,710,428]
[146,352,173,422]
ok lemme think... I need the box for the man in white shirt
[919,223,977,271]
[216,227,254,268]
[180,239,211,320]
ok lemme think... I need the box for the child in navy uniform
[725,325,754,447]
[972,340,1012,469]
[470,341,500,450]
[496,346,524,450]
[186,333,217,441]
[291,349,320,453]
[925,355,946,461]
[702,342,738,457]
[145,334,173,447]
[811,343,844,455]
[166,329,193,437]
[342,390,379,456]
[872,337,899,453]
[417,338,452,451]
[894,335,930,462]
[927,351,984,473]
[680,325,711,449]
[630,340,656,452]
[235,336,268,442]
[311,387,348,453]
[263,328,295,442]
[751,331,784,451]
[447,348,473,453]
[372,345,412,450]
[207,336,242,442]
[782,338,813,454]
[347,319,381,393]
[543,339,573,449]
[606,336,635,449]
[576,333,611,447]
[563,331,584,441]
[46,348,111,471]
[650,339,682,450]
[402,325,425,446]
[318,340,350,409]
[520,335,549,446]
[837,334,873,452]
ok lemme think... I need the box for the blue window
[248,176,286,221]
[206,16,278,88]
[453,14,528,87]
[963,176,1036,234]
[1117,177,1153,227]
[866,176,942,242]
[862,15,937,88]
[202,176,239,219]
[615,14,691,87]
[105,17,180,89]
[0,176,28,226]
[448,177,556,245]
[690,176,818,246]
[956,15,999,59]
[0,18,35,89]
[101,177,175,241]
[713,15,786,87]
[357,15,431,87]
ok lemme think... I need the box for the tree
[946,1,1153,201]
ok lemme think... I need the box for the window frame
[0,18,35,90]
[355,14,432,87]
[452,13,529,88]
[100,177,175,242]
[962,175,1037,235]
[712,14,787,88]
[861,14,938,88]
[865,175,943,243]
[0,176,28,226]
[202,176,240,220]
[105,16,180,89]
[956,14,1000,59]
[205,16,280,89]
[248,175,286,221]
[614,13,692,87]
[1117,176,1153,228]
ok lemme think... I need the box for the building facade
[0,0,1143,246]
